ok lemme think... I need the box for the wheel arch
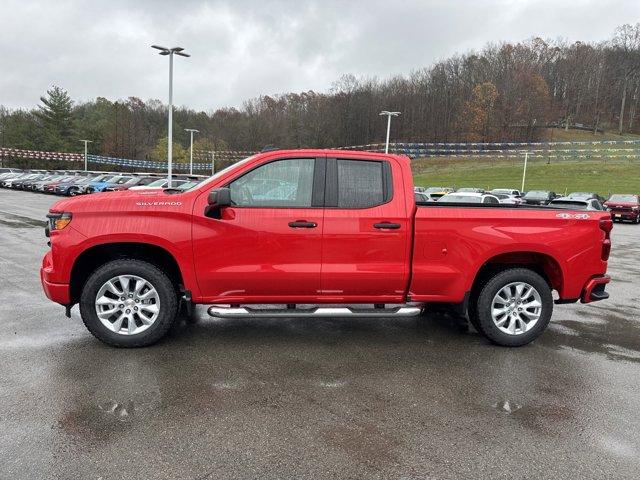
[69,242,185,305]
[470,250,564,297]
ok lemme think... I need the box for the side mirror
[208,187,231,207]
[205,187,231,218]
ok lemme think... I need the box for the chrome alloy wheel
[491,282,542,335]
[95,275,160,335]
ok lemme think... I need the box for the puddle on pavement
[0,212,46,228]
[543,312,640,364]
[493,399,522,414]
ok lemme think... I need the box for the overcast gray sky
[1,0,638,111]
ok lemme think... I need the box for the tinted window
[337,160,384,208]
[440,195,482,203]
[229,158,315,207]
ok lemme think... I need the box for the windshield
[550,200,587,209]
[113,176,134,184]
[92,175,117,183]
[174,155,258,193]
[146,179,168,187]
[608,194,637,203]
[491,189,514,195]
[524,191,548,198]
[439,195,482,203]
[425,187,446,193]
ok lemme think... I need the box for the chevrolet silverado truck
[40,149,612,348]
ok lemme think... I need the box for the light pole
[79,139,92,171]
[152,45,190,187]
[521,151,529,192]
[379,111,401,154]
[185,128,199,174]
[210,151,215,176]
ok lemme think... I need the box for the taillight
[599,217,612,261]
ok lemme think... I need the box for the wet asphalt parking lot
[0,189,639,479]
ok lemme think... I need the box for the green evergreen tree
[35,86,74,151]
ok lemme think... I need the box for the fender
[469,244,566,296]
[69,233,201,299]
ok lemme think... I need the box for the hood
[49,188,186,213]
[604,201,637,207]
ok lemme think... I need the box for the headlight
[46,212,73,232]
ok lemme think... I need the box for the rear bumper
[580,275,610,304]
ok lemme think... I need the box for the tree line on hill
[1,23,639,163]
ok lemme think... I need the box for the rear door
[320,157,410,302]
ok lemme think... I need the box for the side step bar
[207,304,423,319]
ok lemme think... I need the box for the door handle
[288,220,317,228]
[374,222,401,230]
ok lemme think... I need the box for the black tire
[79,259,178,347]
[474,268,553,347]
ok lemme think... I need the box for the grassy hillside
[413,160,639,195]
[412,128,640,195]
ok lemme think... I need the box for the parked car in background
[417,186,454,201]
[549,197,605,211]
[522,190,556,205]
[83,175,125,193]
[495,193,523,205]
[103,176,159,192]
[415,192,429,203]
[128,178,195,191]
[438,192,500,204]
[49,176,93,195]
[2,172,31,187]
[32,175,77,192]
[490,188,521,197]
[10,173,48,189]
[604,194,640,223]
[0,171,24,181]
[567,192,606,203]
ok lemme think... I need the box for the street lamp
[379,111,401,154]
[210,151,215,176]
[152,45,190,187]
[79,139,92,171]
[185,128,199,174]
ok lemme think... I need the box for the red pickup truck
[41,150,612,348]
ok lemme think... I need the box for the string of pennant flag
[2,140,640,167]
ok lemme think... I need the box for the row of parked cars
[414,186,640,223]
[0,168,206,196]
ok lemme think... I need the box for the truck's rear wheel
[474,268,552,347]
[79,259,178,347]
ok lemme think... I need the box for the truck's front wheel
[474,268,553,347]
[79,259,178,347]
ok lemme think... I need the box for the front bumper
[40,251,70,305]
[610,211,639,221]
[581,275,610,303]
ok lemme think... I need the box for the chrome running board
[207,304,423,319]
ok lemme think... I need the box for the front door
[192,156,325,302]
